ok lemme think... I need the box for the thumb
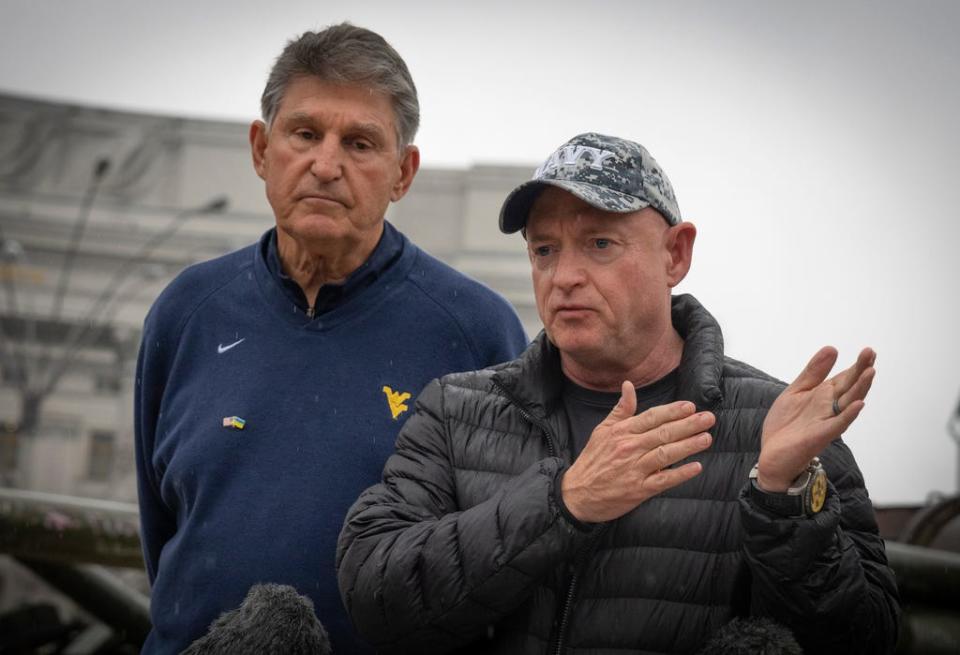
[604,380,637,424]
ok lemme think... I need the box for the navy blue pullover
[135,223,527,653]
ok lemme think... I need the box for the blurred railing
[0,487,148,650]
[1,488,959,653]
[0,487,141,567]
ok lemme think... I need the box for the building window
[87,430,115,482]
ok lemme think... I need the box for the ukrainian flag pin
[222,416,246,430]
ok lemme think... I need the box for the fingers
[644,431,713,473]
[811,398,866,446]
[791,346,877,412]
[789,346,838,392]
[834,399,866,434]
[838,365,875,409]
[642,461,705,496]
[829,351,874,428]
[602,380,638,425]
[631,409,715,452]
[831,347,876,398]
[625,400,698,435]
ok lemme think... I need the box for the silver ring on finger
[832,398,842,416]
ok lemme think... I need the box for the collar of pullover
[253,221,414,331]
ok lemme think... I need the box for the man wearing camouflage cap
[337,133,900,653]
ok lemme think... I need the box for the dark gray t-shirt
[562,368,680,456]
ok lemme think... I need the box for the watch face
[810,470,828,514]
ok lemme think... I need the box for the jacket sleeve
[739,439,901,654]
[133,309,178,584]
[336,379,590,654]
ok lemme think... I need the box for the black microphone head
[181,583,332,655]
[697,616,803,655]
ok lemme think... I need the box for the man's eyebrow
[582,224,625,235]
[524,229,553,242]
[281,111,314,125]
[351,123,386,134]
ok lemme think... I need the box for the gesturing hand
[561,381,715,524]
[758,347,876,492]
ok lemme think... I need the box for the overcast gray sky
[2,0,959,504]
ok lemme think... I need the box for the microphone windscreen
[181,583,332,655]
[697,616,803,655]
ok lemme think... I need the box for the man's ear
[390,145,420,202]
[249,120,269,180]
[665,221,697,287]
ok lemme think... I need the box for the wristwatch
[748,457,827,518]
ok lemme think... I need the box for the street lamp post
[48,158,111,323]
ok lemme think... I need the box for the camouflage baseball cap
[498,133,681,234]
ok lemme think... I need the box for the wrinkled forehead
[270,77,402,142]
[523,187,669,239]
[526,187,630,232]
[529,186,601,218]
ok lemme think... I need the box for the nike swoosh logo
[217,338,245,354]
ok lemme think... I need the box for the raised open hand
[561,381,715,523]
[757,347,876,492]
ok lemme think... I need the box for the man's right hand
[561,381,715,523]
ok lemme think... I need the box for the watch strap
[748,478,805,517]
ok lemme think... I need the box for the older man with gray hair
[338,133,900,653]
[134,24,526,653]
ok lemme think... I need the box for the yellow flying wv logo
[382,386,412,420]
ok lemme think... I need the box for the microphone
[697,616,802,655]
[181,584,332,655]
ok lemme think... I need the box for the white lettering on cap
[534,145,616,179]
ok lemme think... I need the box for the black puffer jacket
[337,295,900,654]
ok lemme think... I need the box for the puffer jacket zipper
[491,380,559,457]
[491,379,608,655]
[552,526,606,655]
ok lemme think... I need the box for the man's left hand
[757,346,876,492]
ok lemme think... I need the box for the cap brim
[498,179,648,234]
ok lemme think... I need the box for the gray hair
[260,23,420,149]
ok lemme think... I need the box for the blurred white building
[0,93,539,502]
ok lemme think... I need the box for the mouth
[297,194,347,207]
[552,305,594,316]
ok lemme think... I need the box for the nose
[309,136,344,182]
[551,247,587,292]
